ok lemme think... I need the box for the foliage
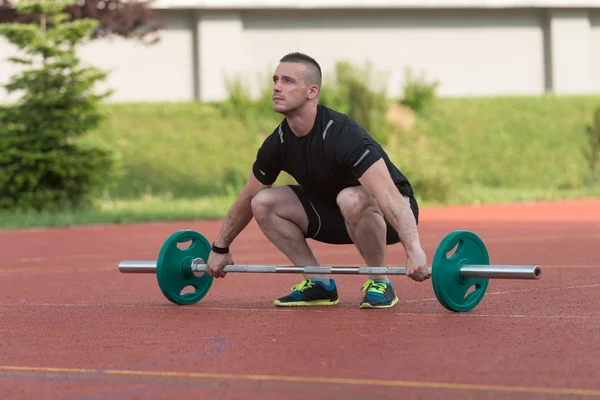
[399,67,440,114]
[0,0,162,43]
[75,95,600,206]
[319,60,390,144]
[0,0,118,211]
[584,106,600,185]
[220,60,392,144]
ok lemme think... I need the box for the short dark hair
[280,52,322,88]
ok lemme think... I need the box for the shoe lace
[361,279,387,294]
[291,278,314,292]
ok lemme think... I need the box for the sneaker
[273,278,339,307]
[359,279,399,309]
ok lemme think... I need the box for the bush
[584,106,600,185]
[220,60,393,145]
[217,60,446,198]
[399,67,439,115]
[320,60,390,144]
[386,128,453,203]
[0,0,117,211]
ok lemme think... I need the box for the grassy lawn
[0,194,237,229]
[2,95,600,230]
[2,186,600,230]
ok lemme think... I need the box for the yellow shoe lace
[361,279,387,294]
[292,278,314,292]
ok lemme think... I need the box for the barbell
[117,229,541,312]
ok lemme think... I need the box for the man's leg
[336,186,399,309]
[251,185,338,307]
[250,185,317,267]
[336,187,387,277]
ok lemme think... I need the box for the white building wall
[591,9,600,93]
[548,9,593,94]
[242,8,545,98]
[196,11,245,101]
[0,9,197,104]
[77,9,196,102]
[0,36,23,104]
[1,3,599,103]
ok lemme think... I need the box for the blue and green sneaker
[274,278,339,307]
[359,279,399,309]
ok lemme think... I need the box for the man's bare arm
[358,159,430,281]
[358,159,421,251]
[212,172,271,248]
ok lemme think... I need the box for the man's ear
[307,84,319,100]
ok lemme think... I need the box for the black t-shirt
[252,104,414,203]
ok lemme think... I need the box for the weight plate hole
[177,240,193,251]
[180,285,196,296]
[464,284,478,299]
[446,241,461,260]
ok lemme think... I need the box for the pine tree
[0,0,117,211]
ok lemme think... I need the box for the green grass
[436,184,600,206]
[2,186,599,230]
[3,94,600,230]
[408,95,599,189]
[83,101,282,199]
[86,95,600,199]
[0,194,238,229]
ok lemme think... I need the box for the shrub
[399,67,439,115]
[0,0,117,211]
[320,60,390,144]
[584,106,600,185]
[386,129,453,203]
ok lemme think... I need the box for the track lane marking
[0,301,598,319]
[0,365,599,396]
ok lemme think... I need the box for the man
[206,52,430,309]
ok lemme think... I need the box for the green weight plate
[431,230,489,312]
[156,230,213,305]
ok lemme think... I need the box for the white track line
[391,312,598,319]
[402,283,600,304]
[16,254,111,262]
[0,302,296,312]
[0,302,596,319]
[483,233,600,243]
[1,282,599,320]
[0,266,115,274]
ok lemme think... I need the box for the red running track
[1,199,599,399]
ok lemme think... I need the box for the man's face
[272,62,311,114]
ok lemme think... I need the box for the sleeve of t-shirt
[252,128,282,185]
[327,121,383,179]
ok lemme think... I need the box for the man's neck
[286,104,318,137]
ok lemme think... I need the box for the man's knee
[250,189,276,219]
[336,187,380,223]
[251,186,307,221]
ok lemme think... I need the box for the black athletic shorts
[288,184,419,245]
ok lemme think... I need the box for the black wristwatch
[211,242,230,254]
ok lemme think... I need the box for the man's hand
[406,247,430,282]
[206,251,234,278]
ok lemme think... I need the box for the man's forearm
[378,190,422,253]
[212,194,255,248]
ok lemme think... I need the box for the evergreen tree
[0,0,117,211]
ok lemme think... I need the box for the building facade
[1,0,599,103]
